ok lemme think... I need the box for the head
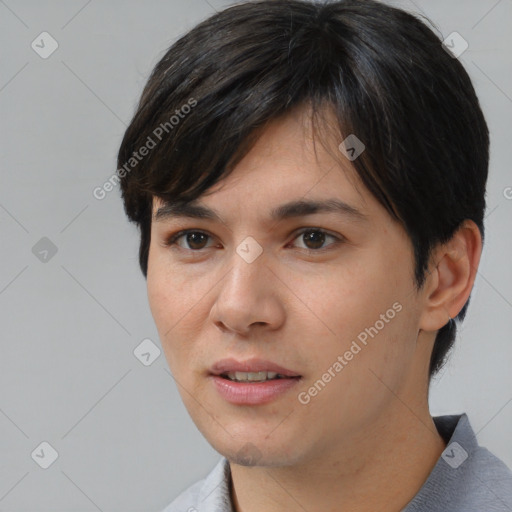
[117,0,488,465]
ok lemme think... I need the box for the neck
[229,398,446,512]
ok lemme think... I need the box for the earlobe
[419,220,482,332]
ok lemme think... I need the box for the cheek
[147,247,194,327]
[147,253,186,364]
[298,249,416,376]
[308,258,403,334]
[146,261,172,329]
[146,250,213,371]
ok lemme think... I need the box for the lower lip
[210,375,301,405]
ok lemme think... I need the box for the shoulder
[444,414,512,510]
[404,413,512,512]
[454,443,512,510]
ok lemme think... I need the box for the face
[147,106,428,468]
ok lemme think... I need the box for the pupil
[187,232,207,249]
[304,230,325,249]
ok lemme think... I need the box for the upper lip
[210,358,301,377]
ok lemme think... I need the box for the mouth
[209,358,302,405]
[210,357,301,379]
[218,371,299,383]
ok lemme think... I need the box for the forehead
[152,105,371,221]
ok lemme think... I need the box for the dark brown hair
[117,0,489,377]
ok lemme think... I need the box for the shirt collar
[196,455,233,512]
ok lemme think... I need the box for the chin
[203,429,306,468]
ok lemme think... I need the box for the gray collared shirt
[162,413,512,511]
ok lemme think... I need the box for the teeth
[225,371,279,382]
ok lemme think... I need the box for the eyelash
[163,228,344,254]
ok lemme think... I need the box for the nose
[209,249,286,336]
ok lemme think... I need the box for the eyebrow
[154,198,367,224]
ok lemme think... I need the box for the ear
[419,220,482,332]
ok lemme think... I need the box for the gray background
[0,0,511,510]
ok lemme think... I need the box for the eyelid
[290,226,344,240]
[288,227,345,250]
[164,228,217,248]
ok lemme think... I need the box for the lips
[209,358,302,405]
[210,358,301,378]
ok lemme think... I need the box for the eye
[163,228,344,253]
[290,228,343,251]
[164,230,216,251]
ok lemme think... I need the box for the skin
[147,105,482,512]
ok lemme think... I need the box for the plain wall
[1,0,511,510]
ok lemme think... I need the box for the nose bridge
[211,242,284,333]
[222,242,268,300]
